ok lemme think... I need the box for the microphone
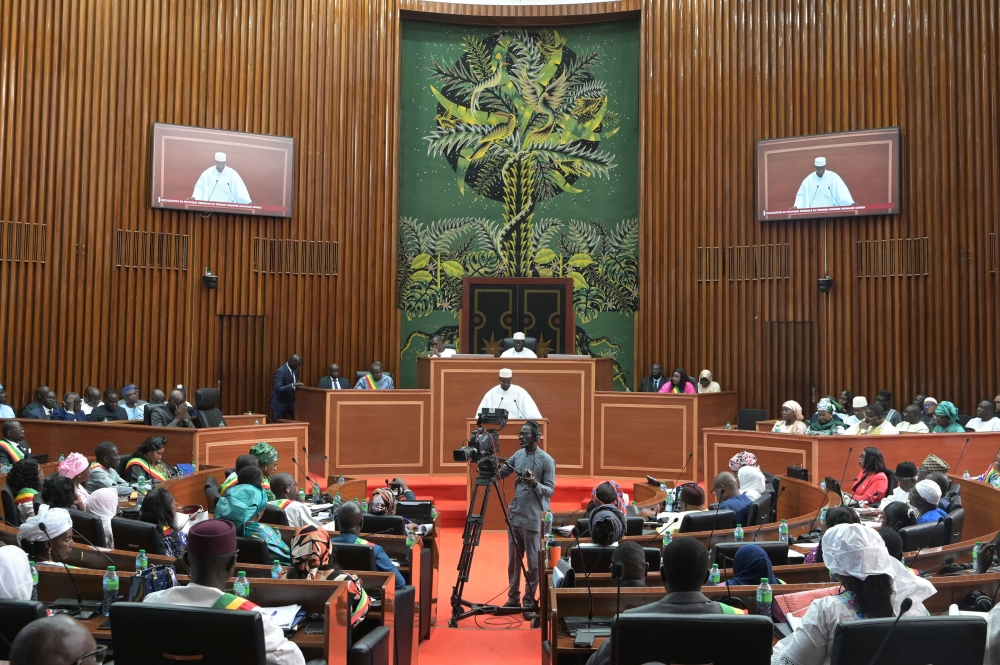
[72,529,117,567]
[868,597,912,665]
[803,487,832,538]
[955,438,970,475]
[754,486,786,541]
[706,484,725,548]
[918,557,956,578]
[301,446,321,486]
[324,455,335,484]
[839,447,854,487]
[717,553,743,610]
[39,523,97,612]
[568,526,596,623]
[560,505,586,528]
[291,456,317,489]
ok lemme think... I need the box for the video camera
[453,408,508,477]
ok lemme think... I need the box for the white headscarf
[86,487,118,548]
[822,523,936,611]
[738,466,767,501]
[0,546,33,600]
[17,505,73,544]
[697,369,721,393]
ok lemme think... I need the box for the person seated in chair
[737,465,767,501]
[331,500,405,589]
[590,504,627,546]
[771,524,933,665]
[881,500,916,532]
[966,399,1000,432]
[20,385,50,418]
[87,389,128,421]
[931,400,964,433]
[42,476,80,511]
[612,541,648,587]
[637,363,667,393]
[214,483,291,565]
[120,384,147,421]
[355,361,394,390]
[677,483,705,511]
[51,391,86,421]
[237,465,265,489]
[712,472,752,527]
[287,524,371,627]
[140,487,188,559]
[585,537,747,665]
[584,480,626,517]
[878,461,918,509]
[125,436,175,485]
[249,442,279,500]
[23,389,58,420]
[0,382,16,419]
[85,441,132,495]
[143,519,306,665]
[658,368,696,394]
[150,389,195,428]
[269,472,324,529]
[17,505,76,566]
[719,544,783,587]
[500,331,537,358]
[9,614,100,665]
[909,479,947,524]
[925,472,953,512]
[219,454,260,495]
[318,362,351,389]
[0,420,32,466]
[58,452,91,508]
[6,458,44,522]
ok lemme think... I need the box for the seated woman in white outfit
[771,523,934,665]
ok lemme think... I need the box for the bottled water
[964,470,971,480]
[254,418,260,425]
[725,422,732,430]
[312,482,321,504]
[136,473,148,508]
[136,549,148,572]
[756,578,773,617]
[30,561,38,601]
[298,489,306,503]
[659,482,668,496]
[405,527,416,549]
[973,542,982,568]
[778,519,789,543]
[709,564,721,584]
[59,454,66,462]
[662,531,672,548]
[271,560,282,579]
[191,453,197,473]
[820,480,827,492]
[361,499,369,513]
[333,492,342,505]
[734,524,744,542]
[820,507,828,526]
[338,474,345,486]
[234,571,250,598]
[102,567,119,617]
[430,504,439,521]
[543,510,553,538]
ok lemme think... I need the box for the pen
[272,611,278,616]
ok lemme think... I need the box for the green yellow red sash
[0,439,26,463]
[125,457,166,482]
[220,472,238,495]
[269,499,293,510]
[362,374,378,390]
[15,488,38,505]
[211,592,258,611]
[718,602,748,614]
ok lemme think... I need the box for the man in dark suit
[0,421,32,466]
[150,389,195,428]
[23,390,58,419]
[637,363,667,393]
[269,354,303,421]
[88,389,129,421]
[20,385,49,417]
[585,537,743,665]
[52,392,87,421]
[318,363,350,390]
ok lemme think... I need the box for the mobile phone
[305,622,325,635]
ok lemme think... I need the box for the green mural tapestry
[398,19,640,389]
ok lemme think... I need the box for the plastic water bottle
[361,499,369,513]
[271,560,282,579]
[709,564,721,584]
[254,418,260,425]
[298,488,306,502]
[659,482,668,496]
[964,470,971,480]
[406,527,416,549]
[333,492,342,505]
[778,519,789,543]
[59,454,66,462]
[136,473,148,508]
[820,507,828,526]
[191,453,197,473]
[725,422,732,430]
[756,578,773,617]
[662,531,672,549]
[234,571,250,598]
[543,510,553,538]
[136,549,148,572]
[29,561,38,601]
[102,566,119,616]
[992,476,1000,490]
[338,474,345,486]
[630,501,638,515]
[312,482,321,504]
[974,542,982,567]
[734,524,744,542]
[431,504,439,521]
[820,480,827,492]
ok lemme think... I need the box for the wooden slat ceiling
[0,0,996,418]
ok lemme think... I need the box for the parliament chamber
[1,0,998,663]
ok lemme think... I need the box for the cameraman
[499,420,556,617]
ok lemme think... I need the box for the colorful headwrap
[729,452,758,474]
[920,454,950,474]
[290,525,371,625]
[214,484,268,527]
[817,398,836,413]
[591,480,626,512]
[369,487,397,516]
[250,442,278,466]
[934,401,959,423]
[590,504,627,546]
[58,453,89,480]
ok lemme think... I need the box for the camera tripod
[449,465,538,627]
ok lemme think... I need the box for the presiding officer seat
[194,388,226,428]
[828,615,986,665]
[111,517,166,556]
[0,599,47,660]
[613,613,773,665]
[499,336,538,353]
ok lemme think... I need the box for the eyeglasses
[73,644,108,665]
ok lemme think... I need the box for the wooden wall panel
[637,0,1000,418]
[0,0,400,414]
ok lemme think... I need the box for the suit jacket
[318,375,351,390]
[638,375,668,393]
[51,408,87,422]
[88,405,129,422]
[20,400,42,417]
[23,406,52,420]
[269,364,299,417]
[149,404,195,428]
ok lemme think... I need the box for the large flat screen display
[151,123,294,217]
[757,127,900,221]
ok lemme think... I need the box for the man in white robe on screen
[792,156,855,209]
[190,152,253,204]
[476,368,542,420]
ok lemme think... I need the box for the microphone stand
[753,486,786,542]
[668,453,695,510]
[955,438,970,475]
[72,530,117,567]
[291,456,317,490]
[324,455,335,485]
[39,523,101,612]
[568,528,597,625]
[868,598,913,665]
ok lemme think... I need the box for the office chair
[946,508,964,543]
[0,599,47,660]
[396,501,432,523]
[710,541,789,569]
[1,485,19,527]
[68,508,108,548]
[750,493,773,526]
[737,409,768,430]
[361,514,406,536]
[111,517,166,556]
[349,625,391,665]
[236,536,273,565]
[573,516,644,538]
[194,388,226,428]
[678,509,734,533]
[898,520,949,552]
[204,476,222,511]
[828,615,985,665]
[110,602,266,665]
[569,545,660,575]
[612,613,773,664]
[259,504,289,527]
[332,542,378,571]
